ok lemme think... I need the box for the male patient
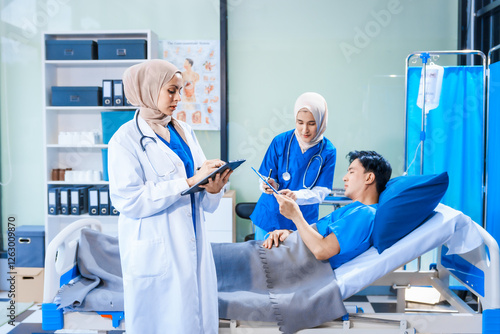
[214,150,392,333]
[263,150,392,269]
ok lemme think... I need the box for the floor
[0,290,478,333]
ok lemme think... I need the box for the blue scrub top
[250,129,336,232]
[316,201,377,269]
[157,124,197,234]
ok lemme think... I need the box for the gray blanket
[56,228,123,312]
[57,228,346,333]
[213,228,347,334]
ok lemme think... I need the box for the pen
[267,169,272,181]
[251,167,279,194]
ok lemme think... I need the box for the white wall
[226,0,458,237]
[1,0,458,242]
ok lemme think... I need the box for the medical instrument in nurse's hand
[252,167,279,194]
[135,110,172,177]
[283,132,324,189]
[181,159,246,196]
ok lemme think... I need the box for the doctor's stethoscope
[283,132,324,189]
[135,111,171,177]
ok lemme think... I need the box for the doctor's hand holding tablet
[186,159,232,193]
[182,159,245,195]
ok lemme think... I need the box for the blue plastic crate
[97,39,147,60]
[101,110,135,144]
[46,39,97,60]
[51,86,102,106]
[102,149,109,182]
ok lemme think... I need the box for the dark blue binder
[88,187,100,216]
[113,80,124,106]
[110,204,119,216]
[60,187,71,215]
[102,80,113,106]
[48,187,61,215]
[70,187,89,215]
[99,186,110,215]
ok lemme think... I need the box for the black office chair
[235,202,256,241]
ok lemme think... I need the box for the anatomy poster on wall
[161,40,220,130]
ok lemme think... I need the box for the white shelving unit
[42,30,235,245]
[42,30,158,244]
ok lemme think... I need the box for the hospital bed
[42,204,500,333]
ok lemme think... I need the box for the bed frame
[42,218,500,333]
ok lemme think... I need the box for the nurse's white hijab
[123,59,187,144]
[293,92,328,153]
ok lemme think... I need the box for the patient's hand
[262,229,292,249]
[278,189,297,201]
[274,193,302,221]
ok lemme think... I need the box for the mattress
[335,204,483,299]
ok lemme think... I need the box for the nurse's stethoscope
[283,132,324,189]
[135,110,170,177]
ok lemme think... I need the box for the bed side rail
[439,223,500,310]
[43,219,102,303]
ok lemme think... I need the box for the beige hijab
[293,92,328,153]
[123,59,187,143]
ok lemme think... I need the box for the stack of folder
[102,79,134,107]
[48,186,119,216]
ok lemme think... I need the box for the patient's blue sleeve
[316,202,377,269]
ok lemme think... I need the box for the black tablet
[181,159,246,196]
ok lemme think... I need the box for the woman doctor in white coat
[108,59,230,334]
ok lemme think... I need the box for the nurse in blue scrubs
[250,92,336,240]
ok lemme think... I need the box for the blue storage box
[52,86,102,106]
[101,110,135,144]
[97,39,147,60]
[46,40,97,60]
[102,149,109,182]
[16,225,45,268]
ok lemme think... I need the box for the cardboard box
[14,267,44,303]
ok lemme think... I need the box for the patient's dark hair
[347,151,392,194]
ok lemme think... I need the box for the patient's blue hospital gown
[316,201,378,269]
[250,129,336,234]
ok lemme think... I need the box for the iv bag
[417,64,444,114]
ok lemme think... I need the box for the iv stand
[419,53,430,175]
[404,50,486,177]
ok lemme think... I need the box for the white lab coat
[108,114,222,334]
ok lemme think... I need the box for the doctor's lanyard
[283,132,324,189]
